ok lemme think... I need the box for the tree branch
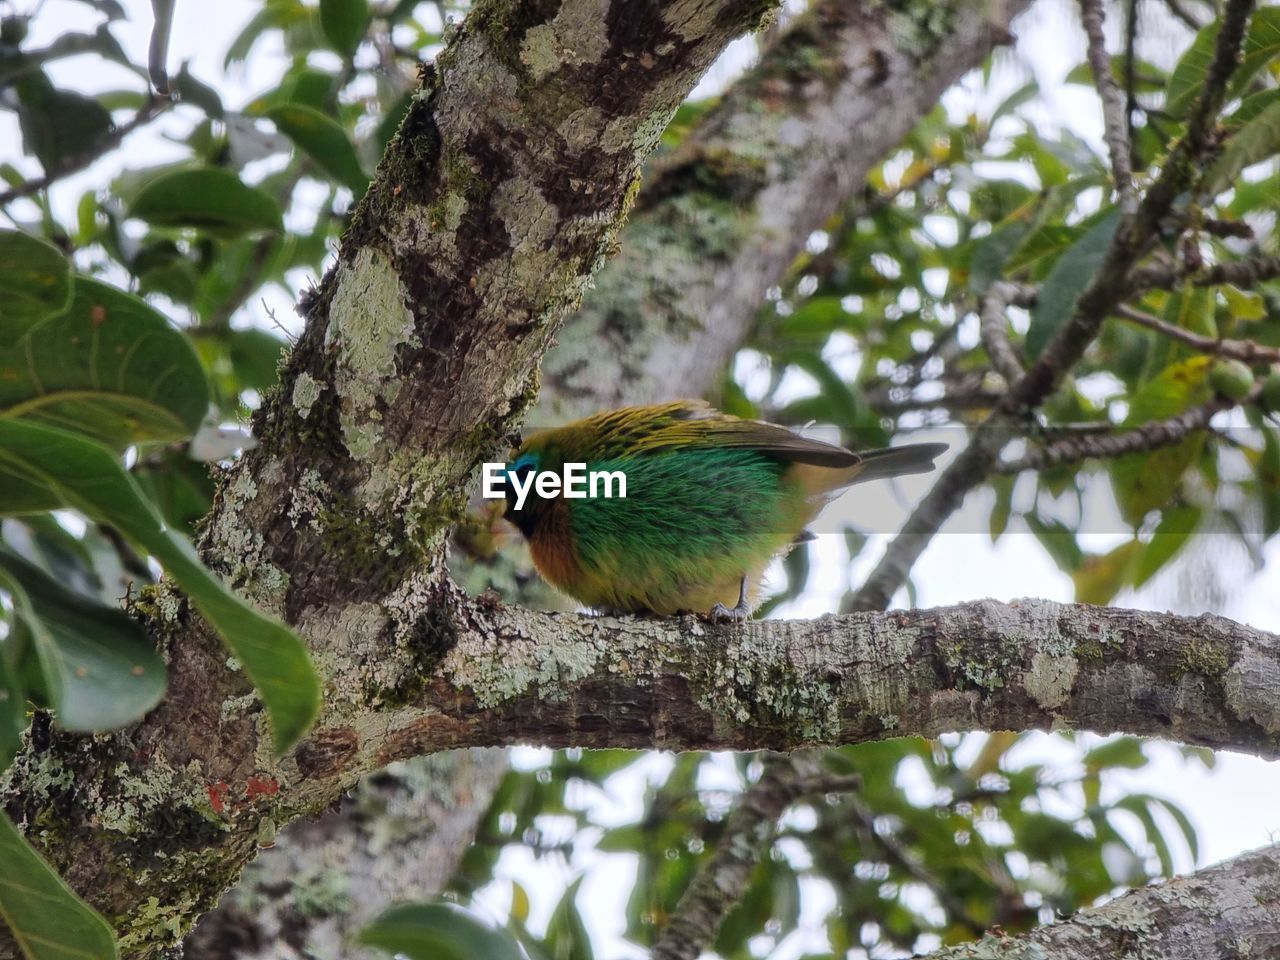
[650,758,859,960]
[932,844,1280,960]
[1079,0,1136,212]
[0,95,170,207]
[996,392,1241,473]
[537,0,1031,419]
[1128,253,1280,294]
[317,597,1280,763]
[1115,303,1280,363]
[849,0,1259,612]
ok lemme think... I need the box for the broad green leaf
[1083,737,1147,771]
[358,903,525,960]
[0,810,118,960]
[1071,539,1139,605]
[0,421,319,753]
[1110,357,1212,525]
[0,549,164,731]
[990,80,1039,125]
[319,0,368,55]
[14,73,112,171]
[1203,100,1280,197]
[267,104,369,194]
[1166,8,1280,118]
[0,277,209,449]
[1226,87,1280,129]
[1133,505,1201,587]
[0,231,72,337]
[130,168,283,237]
[1026,209,1119,360]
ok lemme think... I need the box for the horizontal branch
[1116,303,1280,362]
[996,393,1240,472]
[1128,253,1280,295]
[310,598,1280,770]
[933,844,1280,960]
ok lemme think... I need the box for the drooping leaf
[0,420,319,753]
[0,548,164,731]
[1026,209,1119,359]
[130,167,283,237]
[267,104,369,194]
[1133,505,1201,588]
[1071,539,1140,605]
[1110,358,1213,526]
[319,0,368,55]
[0,277,209,449]
[358,903,526,960]
[0,811,118,960]
[0,231,73,338]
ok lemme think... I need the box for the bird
[499,400,945,619]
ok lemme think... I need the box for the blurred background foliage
[1,0,1278,956]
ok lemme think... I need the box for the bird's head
[502,448,545,536]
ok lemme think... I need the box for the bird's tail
[850,442,948,484]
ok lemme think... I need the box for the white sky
[3,0,1277,956]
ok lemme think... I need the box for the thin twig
[848,0,1258,612]
[0,95,170,207]
[839,790,994,934]
[1080,0,1136,212]
[997,392,1245,473]
[651,758,858,960]
[1115,303,1280,362]
[980,281,1035,385]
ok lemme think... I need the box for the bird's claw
[709,601,750,623]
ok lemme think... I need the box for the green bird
[501,400,945,619]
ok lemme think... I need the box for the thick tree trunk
[1,1,777,953]
[186,1,1035,953]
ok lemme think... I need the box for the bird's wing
[588,400,861,468]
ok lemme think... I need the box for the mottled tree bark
[935,844,1280,960]
[189,1,1036,953]
[303,597,1280,762]
[1,0,778,953]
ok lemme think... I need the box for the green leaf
[130,168,283,238]
[0,610,25,770]
[227,329,287,392]
[1110,357,1212,526]
[1166,8,1280,119]
[1071,539,1139,605]
[0,810,118,960]
[14,73,113,171]
[1133,505,1201,587]
[1025,513,1082,573]
[0,549,164,731]
[0,231,73,337]
[319,0,368,55]
[1026,209,1119,360]
[267,104,368,194]
[1203,99,1280,198]
[358,903,525,960]
[0,277,209,449]
[173,64,225,119]
[0,421,319,753]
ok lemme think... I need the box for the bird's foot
[708,576,752,623]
